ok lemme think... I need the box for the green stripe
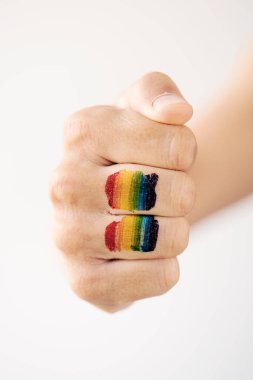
[131,216,142,251]
[130,171,142,210]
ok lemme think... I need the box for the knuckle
[63,107,96,149]
[53,218,91,255]
[70,267,100,303]
[160,258,180,293]
[63,105,117,150]
[178,174,196,215]
[49,166,79,206]
[70,266,123,308]
[170,127,197,170]
[168,217,190,254]
[175,218,190,254]
[63,115,91,149]
[70,279,85,301]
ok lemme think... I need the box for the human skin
[49,50,253,312]
[188,49,253,222]
[49,73,197,312]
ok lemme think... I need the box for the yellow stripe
[121,216,135,250]
[119,170,134,210]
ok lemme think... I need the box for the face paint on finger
[105,170,159,211]
[105,215,159,252]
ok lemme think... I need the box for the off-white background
[0,1,253,379]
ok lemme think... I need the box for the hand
[49,72,197,312]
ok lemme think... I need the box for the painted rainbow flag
[105,170,158,211]
[105,215,159,252]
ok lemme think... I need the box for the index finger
[63,105,197,171]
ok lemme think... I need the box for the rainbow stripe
[105,216,159,252]
[105,170,158,211]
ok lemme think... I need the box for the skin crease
[49,48,253,313]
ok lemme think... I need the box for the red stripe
[105,221,118,251]
[105,172,119,208]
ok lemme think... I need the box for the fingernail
[152,92,187,109]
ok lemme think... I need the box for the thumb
[115,71,193,125]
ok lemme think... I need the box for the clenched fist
[49,72,197,312]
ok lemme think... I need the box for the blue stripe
[140,216,152,252]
